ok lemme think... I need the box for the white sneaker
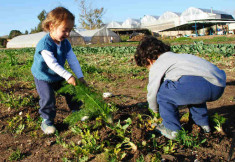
[41,120,56,134]
[201,125,211,133]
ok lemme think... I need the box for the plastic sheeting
[122,18,141,28]
[106,21,122,28]
[141,15,159,27]
[158,11,181,26]
[67,31,86,46]
[105,7,233,33]
[180,7,233,24]
[78,27,121,44]
[7,32,47,48]
[7,31,85,48]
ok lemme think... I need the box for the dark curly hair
[134,36,170,67]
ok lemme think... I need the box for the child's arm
[41,50,73,81]
[66,49,84,79]
[147,63,166,113]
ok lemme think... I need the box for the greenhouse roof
[199,8,229,15]
[141,15,159,27]
[122,18,141,28]
[106,21,123,28]
[78,27,120,42]
[160,19,235,31]
[159,11,181,21]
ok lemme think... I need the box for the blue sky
[0,0,235,36]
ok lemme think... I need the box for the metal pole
[203,24,205,36]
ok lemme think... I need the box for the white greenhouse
[7,31,85,48]
[144,7,234,36]
[122,18,141,28]
[67,31,85,46]
[141,15,159,27]
[106,21,123,29]
[180,7,233,25]
[158,11,181,26]
[7,32,47,48]
[78,27,121,44]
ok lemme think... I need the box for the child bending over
[134,36,226,139]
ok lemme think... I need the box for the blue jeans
[34,77,81,124]
[157,76,225,131]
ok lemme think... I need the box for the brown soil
[128,34,146,41]
[0,61,234,161]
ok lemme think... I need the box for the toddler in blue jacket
[31,7,87,134]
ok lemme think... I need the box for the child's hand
[78,77,88,86]
[67,76,77,86]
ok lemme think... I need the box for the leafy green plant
[180,112,189,123]
[9,148,25,161]
[176,128,206,148]
[212,113,227,135]
[56,127,104,160]
[109,118,132,139]
[106,118,137,160]
[7,113,40,134]
[163,140,176,154]
[171,41,235,58]
[7,115,25,134]
[0,91,35,110]
[55,131,69,149]
[136,154,145,162]
[58,82,113,125]
[150,133,163,151]
[5,50,19,66]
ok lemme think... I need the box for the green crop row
[0,41,234,58]
[72,46,137,57]
[171,41,235,57]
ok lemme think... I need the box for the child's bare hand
[67,76,76,86]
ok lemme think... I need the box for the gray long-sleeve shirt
[147,52,226,112]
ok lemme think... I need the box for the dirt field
[0,54,234,161]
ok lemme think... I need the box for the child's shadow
[55,122,69,132]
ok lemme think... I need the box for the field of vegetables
[0,38,234,161]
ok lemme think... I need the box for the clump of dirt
[128,34,146,41]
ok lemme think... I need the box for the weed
[163,140,176,154]
[55,131,69,149]
[109,118,132,139]
[180,112,189,123]
[7,116,25,134]
[71,129,104,159]
[5,50,19,66]
[176,128,206,148]
[149,133,164,151]
[8,148,24,161]
[212,113,227,135]
[7,113,40,134]
[0,91,35,110]
[136,154,145,162]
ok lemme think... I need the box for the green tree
[30,10,47,33]
[78,0,105,29]
[8,30,22,39]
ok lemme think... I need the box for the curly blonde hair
[42,7,75,32]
